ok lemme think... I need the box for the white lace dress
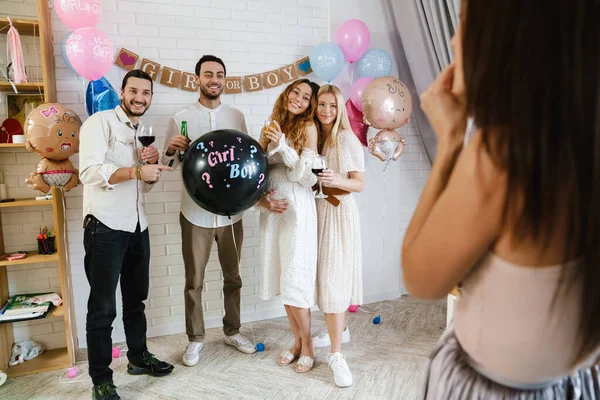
[259,136,318,308]
[317,130,365,313]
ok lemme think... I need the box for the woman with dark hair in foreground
[402,0,600,398]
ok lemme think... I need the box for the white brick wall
[1,0,432,350]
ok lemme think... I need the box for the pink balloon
[54,0,102,30]
[345,100,368,147]
[66,28,114,81]
[336,19,370,63]
[350,77,373,112]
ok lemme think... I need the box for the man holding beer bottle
[161,55,253,367]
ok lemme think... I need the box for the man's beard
[121,99,149,117]
[200,85,223,100]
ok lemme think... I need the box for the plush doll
[24,103,82,193]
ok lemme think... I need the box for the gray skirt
[422,325,600,399]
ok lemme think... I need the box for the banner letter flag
[115,48,139,71]
[140,58,161,81]
[160,67,182,88]
[225,77,243,94]
[296,57,312,76]
[262,70,282,89]
[244,74,263,92]
[181,72,197,92]
[278,64,298,83]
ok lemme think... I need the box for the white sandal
[277,350,298,367]
[295,356,314,373]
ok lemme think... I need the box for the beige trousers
[180,213,243,342]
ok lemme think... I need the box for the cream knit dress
[316,130,365,313]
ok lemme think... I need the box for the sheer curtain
[386,0,460,160]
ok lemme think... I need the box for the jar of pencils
[37,227,56,255]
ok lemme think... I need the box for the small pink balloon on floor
[348,305,359,313]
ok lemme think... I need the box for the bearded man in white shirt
[79,69,173,400]
[161,55,257,366]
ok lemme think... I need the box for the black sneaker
[92,382,120,400]
[127,350,174,377]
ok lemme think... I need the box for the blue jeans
[84,215,150,385]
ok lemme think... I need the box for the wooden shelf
[7,347,71,378]
[0,143,26,148]
[0,198,53,208]
[50,304,64,317]
[0,252,58,267]
[0,81,44,92]
[0,17,39,37]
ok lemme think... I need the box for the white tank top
[454,253,598,384]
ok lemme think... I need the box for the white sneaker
[313,327,351,348]
[182,342,204,367]
[327,352,353,387]
[224,333,256,354]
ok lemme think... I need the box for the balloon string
[91,79,94,114]
[349,62,354,84]
[381,167,386,290]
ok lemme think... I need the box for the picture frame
[5,93,44,132]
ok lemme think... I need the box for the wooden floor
[0,296,446,400]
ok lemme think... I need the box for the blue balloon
[60,33,74,71]
[310,42,345,82]
[85,77,120,116]
[357,49,393,79]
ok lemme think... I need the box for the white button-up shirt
[161,102,247,228]
[80,106,156,233]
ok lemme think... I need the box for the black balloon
[182,129,268,216]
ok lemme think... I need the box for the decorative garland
[114,48,313,94]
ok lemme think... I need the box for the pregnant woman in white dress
[313,85,365,388]
[258,79,320,373]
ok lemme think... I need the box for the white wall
[1,0,430,350]
[329,0,431,303]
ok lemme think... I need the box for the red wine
[312,168,323,175]
[138,136,155,147]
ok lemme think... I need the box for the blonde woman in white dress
[312,85,365,387]
[257,79,320,373]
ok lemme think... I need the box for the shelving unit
[0,186,77,377]
[0,0,56,103]
[0,0,75,377]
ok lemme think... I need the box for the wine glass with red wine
[312,155,328,199]
[138,126,155,164]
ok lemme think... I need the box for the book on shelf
[0,292,61,318]
[0,302,45,322]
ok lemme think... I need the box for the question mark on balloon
[237,137,242,143]
[209,141,214,148]
[257,173,265,189]
[202,172,213,188]
[198,142,208,153]
[250,145,257,158]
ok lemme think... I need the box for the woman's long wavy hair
[315,84,352,153]
[462,0,600,364]
[260,78,318,153]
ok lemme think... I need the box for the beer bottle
[178,121,188,162]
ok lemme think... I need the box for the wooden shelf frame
[0,17,39,36]
[0,186,78,376]
[0,197,53,208]
[0,0,56,102]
